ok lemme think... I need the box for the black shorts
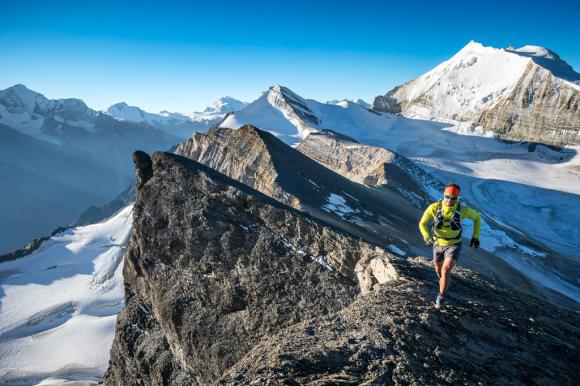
[433,243,462,263]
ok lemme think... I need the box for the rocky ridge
[175,125,422,249]
[102,150,580,385]
[174,125,573,307]
[102,151,398,385]
[296,131,433,209]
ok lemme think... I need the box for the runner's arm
[464,207,481,239]
[418,204,436,239]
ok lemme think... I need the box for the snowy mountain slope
[220,85,389,145]
[0,205,132,384]
[327,98,370,109]
[215,85,580,302]
[372,41,580,146]
[298,131,580,303]
[107,97,248,139]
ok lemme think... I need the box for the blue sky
[1,0,579,113]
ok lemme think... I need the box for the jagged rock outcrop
[296,131,434,209]
[372,42,580,146]
[103,151,579,385]
[175,125,299,208]
[102,151,398,385]
[175,125,422,249]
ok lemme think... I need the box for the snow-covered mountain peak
[106,102,147,122]
[510,45,579,84]
[207,96,247,114]
[0,84,49,113]
[219,86,397,145]
[267,84,311,107]
[0,84,99,139]
[219,84,321,141]
[372,41,580,143]
[444,41,578,84]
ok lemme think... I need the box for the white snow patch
[312,255,333,270]
[387,245,406,256]
[0,205,133,382]
[321,193,356,219]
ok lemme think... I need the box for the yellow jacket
[419,201,481,246]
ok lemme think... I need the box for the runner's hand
[424,237,434,246]
[470,238,480,249]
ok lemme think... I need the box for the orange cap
[444,185,460,197]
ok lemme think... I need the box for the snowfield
[0,205,132,384]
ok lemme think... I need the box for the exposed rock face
[222,257,580,385]
[175,125,423,249]
[102,151,397,385]
[477,63,580,146]
[372,42,580,146]
[103,151,579,385]
[266,85,320,130]
[296,131,433,209]
[175,125,296,208]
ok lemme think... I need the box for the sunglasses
[444,195,458,200]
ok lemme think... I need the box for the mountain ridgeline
[102,149,579,385]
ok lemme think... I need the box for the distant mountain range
[0,84,246,253]
[106,96,247,139]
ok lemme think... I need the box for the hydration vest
[432,200,462,240]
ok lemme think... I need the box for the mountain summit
[372,41,580,145]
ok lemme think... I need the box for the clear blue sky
[1,0,578,113]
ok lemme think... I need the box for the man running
[419,184,481,311]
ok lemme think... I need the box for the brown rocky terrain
[102,151,398,385]
[175,125,574,308]
[295,131,433,209]
[476,62,580,146]
[175,125,421,251]
[102,150,579,385]
[221,256,579,385]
